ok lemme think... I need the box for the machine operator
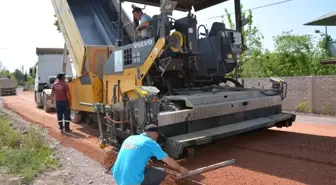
[132,7,153,40]
[50,72,72,133]
[112,124,189,185]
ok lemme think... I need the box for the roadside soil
[2,91,336,185]
[0,98,115,185]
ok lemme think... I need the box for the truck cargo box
[51,0,134,79]
[0,78,17,95]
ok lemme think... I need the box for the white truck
[33,47,73,112]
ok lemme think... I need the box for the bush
[0,118,59,183]
[24,77,35,91]
[295,97,312,113]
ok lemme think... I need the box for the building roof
[126,0,230,12]
[303,11,336,26]
[36,47,69,55]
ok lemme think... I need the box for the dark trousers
[141,167,166,185]
[55,100,71,130]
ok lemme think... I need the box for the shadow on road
[76,123,101,138]
[61,130,87,139]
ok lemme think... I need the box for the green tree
[0,62,16,81]
[53,15,61,33]
[0,61,11,78]
[269,31,336,76]
[312,32,336,75]
[223,4,336,78]
[23,72,28,82]
[272,31,316,76]
[223,5,265,78]
[13,69,25,85]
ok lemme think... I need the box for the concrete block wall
[244,76,336,115]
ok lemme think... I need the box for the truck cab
[33,47,73,112]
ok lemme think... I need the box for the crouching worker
[50,72,72,132]
[112,124,189,185]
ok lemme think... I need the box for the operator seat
[209,22,226,37]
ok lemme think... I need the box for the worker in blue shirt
[132,7,153,39]
[112,124,189,185]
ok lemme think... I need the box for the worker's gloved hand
[179,166,189,175]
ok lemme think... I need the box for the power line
[199,0,294,21]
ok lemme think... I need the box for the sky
[0,0,335,73]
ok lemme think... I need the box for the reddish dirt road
[3,91,336,185]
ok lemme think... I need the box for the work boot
[58,123,64,131]
[64,128,72,133]
[64,122,72,133]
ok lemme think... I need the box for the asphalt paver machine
[52,0,296,159]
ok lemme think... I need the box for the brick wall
[244,76,336,115]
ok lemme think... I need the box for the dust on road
[2,91,336,185]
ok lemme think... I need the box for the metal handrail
[122,22,136,42]
[123,22,156,42]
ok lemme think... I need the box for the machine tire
[43,94,52,113]
[85,115,93,124]
[35,92,43,109]
[71,110,82,123]
[12,90,17,95]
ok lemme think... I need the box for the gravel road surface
[2,91,336,185]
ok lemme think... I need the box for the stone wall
[244,76,336,115]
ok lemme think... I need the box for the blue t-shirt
[112,133,168,185]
